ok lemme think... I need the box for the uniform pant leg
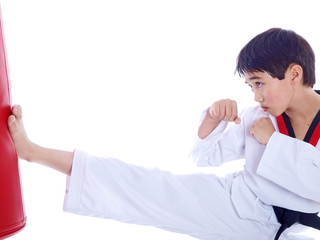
[64,150,278,240]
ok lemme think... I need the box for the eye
[255,82,263,88]
[245,81,262,91]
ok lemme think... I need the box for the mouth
[261,106,269,112]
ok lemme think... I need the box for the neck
[285,87,320,122]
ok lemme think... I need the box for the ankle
[18,139,37,163]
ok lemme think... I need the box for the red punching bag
[0,7,27,240]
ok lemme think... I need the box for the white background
[1,0,320,239]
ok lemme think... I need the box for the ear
[288,64,303,86]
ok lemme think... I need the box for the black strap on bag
[273,96,320,240]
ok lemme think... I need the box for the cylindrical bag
[0,7,27,240]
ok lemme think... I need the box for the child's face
[244,70,294,117]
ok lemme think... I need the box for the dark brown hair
[236,28,316,87]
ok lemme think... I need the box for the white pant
[63,150,313,240]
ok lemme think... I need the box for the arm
[198,112,221,139]
[249,116,320,201]
[249,117,320,201]
[257,132,320,202]
[191,99,245,167]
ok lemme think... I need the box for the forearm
[28,143,74,175]
[198,111,221,139]
[257,132,320,201]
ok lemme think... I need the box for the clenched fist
[250,117,276,144]
[208,99,241,124]
[198,99,241,139]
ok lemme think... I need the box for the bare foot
[8,105,35,161]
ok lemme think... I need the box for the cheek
[263,90,279,104]
[265,89,292,108]
[266,95,282,105]
[267,80,293,105]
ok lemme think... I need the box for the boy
[8,28,320,239]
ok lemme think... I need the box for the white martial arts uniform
[63,105,320,240]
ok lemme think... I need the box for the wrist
[207,112,222,124]
[198,113,222,139]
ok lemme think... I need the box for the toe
[7,115,18,132]
[12,105,22,119]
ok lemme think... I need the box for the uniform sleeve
[257,132,320,202]
[190,109,246,167]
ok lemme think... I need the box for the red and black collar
[276,90,320,147]
[276,110,320,147]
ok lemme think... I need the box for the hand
[250,117,275,145]
[208,99,241,124]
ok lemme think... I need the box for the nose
[254,91,263,102]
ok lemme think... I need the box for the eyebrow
[248,76,262,80]
[245,76,262,83]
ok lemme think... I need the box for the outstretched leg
[8,105,73,175]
